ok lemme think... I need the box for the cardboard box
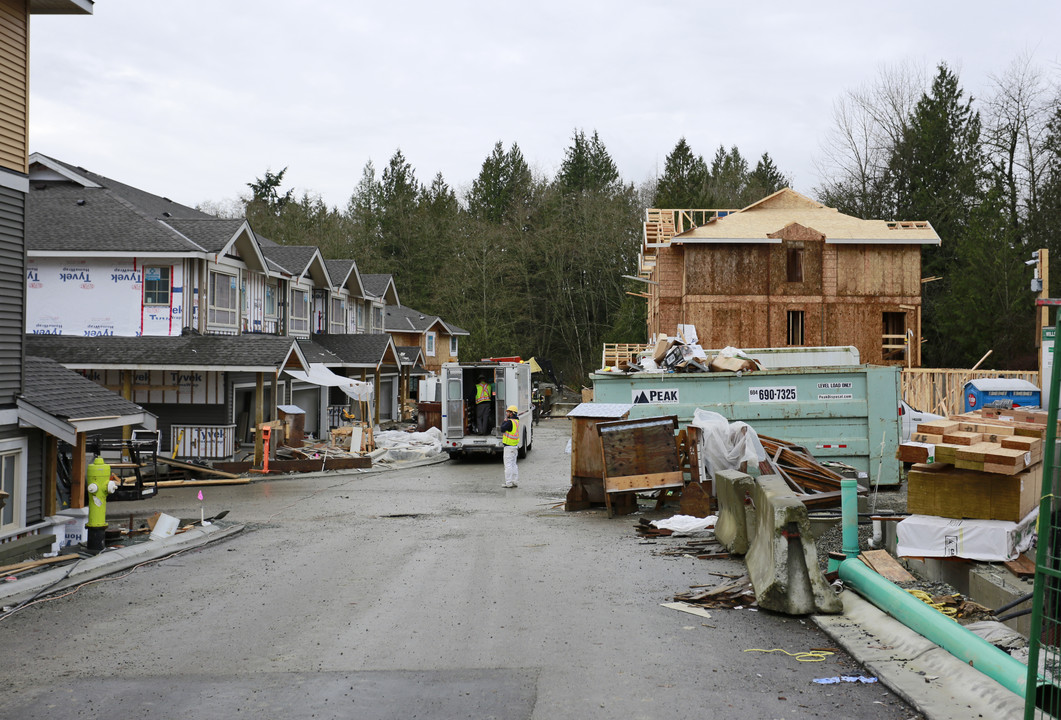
[652,336,673,363]
[896,509,1038,562]
[708,354,758,373]
[907,462,1041,522]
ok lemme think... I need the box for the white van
[899,399,945,443]
[440,361,533,458]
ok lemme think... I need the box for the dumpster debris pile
[602,328,761,375]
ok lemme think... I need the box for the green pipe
[839,557,1040,701]
[827,478,860,573]
[841,478,859,560]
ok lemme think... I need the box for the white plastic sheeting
[372,426,444,463]
[650,514,718,535]
[690,408,767,481]
[284,363,373,401]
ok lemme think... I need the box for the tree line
[224,55,1061,382]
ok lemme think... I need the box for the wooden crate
[907,462,1040,522]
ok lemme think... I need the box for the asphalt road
[0,420,921,720]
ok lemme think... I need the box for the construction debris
[603,335,762,375]
[673,575,757,610]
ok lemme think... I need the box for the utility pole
[1030,248,1050,392]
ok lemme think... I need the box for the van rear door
[443,365,464,439]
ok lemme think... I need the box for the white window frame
[290,288,310,334]
[143,265,172,306]
[208,270,239,328]
[0,438,27,534]
[265,279,278,318]
[449,336,459,356]
[372,306,384,334]
[330,296,345,334]
[426,331,437,357]
[357,304,366,332]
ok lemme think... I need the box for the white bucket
[149,513,179,540]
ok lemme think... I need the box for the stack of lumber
[898,410,1045,522]
[759,435,858,508]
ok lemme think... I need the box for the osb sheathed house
[639,188,941,367]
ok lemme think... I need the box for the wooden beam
[70,432,87,509]
[44,436,57,517]
[254,372,264,466]
[374,369,381,426]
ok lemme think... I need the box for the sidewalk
[0,521,244,610]
[814,591,1026,719]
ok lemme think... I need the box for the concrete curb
[0,522,245,609]
[813,590,1026,719]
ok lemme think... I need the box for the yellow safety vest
[503,417,520,446]
[475,382,491,404]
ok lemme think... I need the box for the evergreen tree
[747,153,789,198]
[467,141,533,225]
[557,129,620,195]
[888,63,985,279]
[653,138,708,208]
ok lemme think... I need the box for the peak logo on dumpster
[632,388,679,404]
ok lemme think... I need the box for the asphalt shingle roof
[360,274,392,299]
[324,259,355,288]
[26,333,302,370]
[385,305,440,333]
[27,183,203,253]
[35,155,213,221]
[296,339,346,364]
[260,246,320,277]
[315,333,394,366]
[22,356,146,420]
[163,218,248,254]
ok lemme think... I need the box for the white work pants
[503,445,519,485]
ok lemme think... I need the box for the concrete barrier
[715,470,842,615]
[714,469,757,555]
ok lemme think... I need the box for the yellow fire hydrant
[85,456,115,555]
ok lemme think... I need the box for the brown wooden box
[907,462,1040,522]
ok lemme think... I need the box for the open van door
[443,365,464,440]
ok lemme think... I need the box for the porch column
[70,432,87,509]
[44,436,58,516]
[122,370,133,459]
[374,367,381,426]
[254,372,265,466]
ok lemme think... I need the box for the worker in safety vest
[500,404,520,488]
[474,376,494,435]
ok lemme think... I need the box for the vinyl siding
[0,0,27,174]
[0,184,23,404]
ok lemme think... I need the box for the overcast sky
[28,1,1061,212]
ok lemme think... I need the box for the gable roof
[324,259,366,298]
[360,274,400,305]
[672,187,941,245]
[18,356,156,444]
[396,345,424,369]
[385,305,445,334]
[163,218,269,273]
[315,333,399,368]
[25,333,309,373]
[260,245,331,285]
